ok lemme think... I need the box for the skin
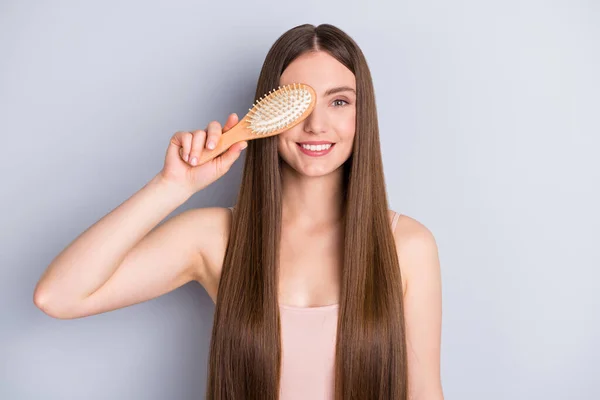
[34,50,443,400]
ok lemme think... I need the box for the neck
[280,164,345,229]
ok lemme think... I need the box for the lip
[296,142,335,157]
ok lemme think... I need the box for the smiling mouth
[296,142,336,156]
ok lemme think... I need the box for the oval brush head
[197,83,316,165]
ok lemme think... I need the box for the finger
[214,141,248,175]
[205,121,222,151]
[181,132,193,162]
[188,130,207,166]
[222,113,239,133]
[168,131,192,162]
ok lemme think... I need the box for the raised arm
[34,114,248,319]
[34,175,199,319]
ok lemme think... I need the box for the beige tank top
[227,207,400,399]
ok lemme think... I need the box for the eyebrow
[323,86,356,97]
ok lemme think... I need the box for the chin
[301,168,335,177]
[295,162,347,177]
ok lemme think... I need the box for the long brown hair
[207,23,408,399]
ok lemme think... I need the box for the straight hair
[206,23,408,400]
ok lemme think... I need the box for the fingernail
[190,157,197,166]
[184,153,189,162]
[207,141,215,150]
[240,141,248,150]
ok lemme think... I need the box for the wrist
[149,173,195,201]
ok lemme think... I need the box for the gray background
[1,1,598,399]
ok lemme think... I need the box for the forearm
[34,174,193,305]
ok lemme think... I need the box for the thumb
[222,113,239,133]
[166,136,183,162]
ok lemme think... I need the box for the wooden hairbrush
[197,83,317,165]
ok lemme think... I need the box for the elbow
[33,288,80,320]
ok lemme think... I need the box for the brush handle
[196,121,250,165]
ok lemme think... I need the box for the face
[277,51,356,177]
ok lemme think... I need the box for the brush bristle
[244,83,313,135]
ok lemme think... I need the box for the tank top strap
[391,211,400,233]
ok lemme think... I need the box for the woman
[34,23,443,400]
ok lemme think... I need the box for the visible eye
[332,99,349,107]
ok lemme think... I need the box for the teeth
[300,144,332,151]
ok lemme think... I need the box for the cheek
[339,117,356,141]
[277,132,291,151]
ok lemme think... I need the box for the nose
[303,102,328,134]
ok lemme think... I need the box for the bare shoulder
[389,211,441,292]
[391,212,437,248]
[390,211,443,395]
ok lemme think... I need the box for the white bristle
[247,83,313,135]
